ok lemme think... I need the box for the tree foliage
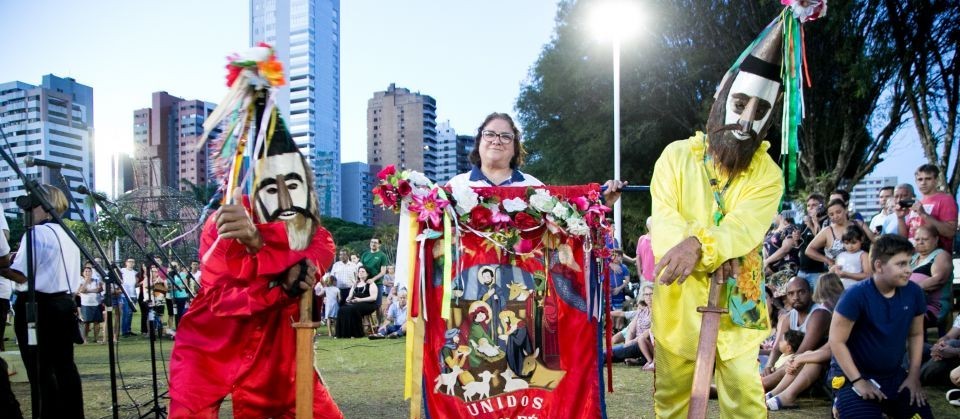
[321,216,375,247]
[881,0,960,196]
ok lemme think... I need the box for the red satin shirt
[169,218,341,418]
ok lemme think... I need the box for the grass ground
[4,315,958,418]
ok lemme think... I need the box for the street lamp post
[612,36,622,246]
[590,1,640,247]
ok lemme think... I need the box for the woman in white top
[804,199,875,289]
[446,113,544,189]
[0,184,84,417]
[79,265,104,343]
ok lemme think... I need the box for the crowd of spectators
[752,163,959,414]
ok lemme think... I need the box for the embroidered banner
[379,178,608,419]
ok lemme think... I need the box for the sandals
[947,389,960,407]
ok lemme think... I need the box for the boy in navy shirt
[828,234,932,418]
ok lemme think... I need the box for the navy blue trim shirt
[446,165,543,189]
[831,278,925,378]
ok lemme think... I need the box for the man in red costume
[169,46,341,418]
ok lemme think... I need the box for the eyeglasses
[481,130,516,143]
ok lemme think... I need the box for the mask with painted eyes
[704,18,785,176]
[252,99,320,251]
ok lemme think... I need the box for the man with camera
[898,165,958,253]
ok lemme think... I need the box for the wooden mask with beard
[706,19,784,176]
[253,113,320,251]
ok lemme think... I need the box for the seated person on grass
[766,273,845,411]
[920,314,960,386]
[606,284,653,369]
[762,277,831,392]
[828,234,932,418]
[371,289,407,339]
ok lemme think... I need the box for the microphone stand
[55,171,132,419]
[0,127,114,418]
[85,196,167,419]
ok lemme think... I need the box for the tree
[798,0,906,194]
[881,0,960,196]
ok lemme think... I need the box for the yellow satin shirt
[650,132,783,361]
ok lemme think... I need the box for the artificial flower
[409,188,449,229]
[225,63,243,87]
[396,179,412,197]
[377,165,397,180]
[406,171,431,187]
[490,205,512,226]
[513,212,540,231]
[514,239,535,254]
[257,58,285,87]
[781,0,827,22]
[529,189,556,212]
[372,184,398,208]
[502,197,528,213]
[566,217,590,236]
[587,189,600,202]
[569,196,590,212]
[551,202,572,220]
[469,205,493,229]
[451,184,479,213]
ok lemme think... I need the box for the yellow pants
[653,342,765,419]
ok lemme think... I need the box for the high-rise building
[367,83,437,176]
[114,152,136,195]
[433,121,475,184]
[250,0,342,218]
[456,134,474,174]
[0,75,94,220]
[341,161,374,226]
[132,93,216,194]
[848,176,898,219]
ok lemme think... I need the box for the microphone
[125,214,166,227]
[24,156,83,172]
[76,185,111,202]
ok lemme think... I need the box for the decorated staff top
[709,0,827,193]
[196,44,321,251]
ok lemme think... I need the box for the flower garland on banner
[374,165,612,254]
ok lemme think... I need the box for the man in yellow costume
[649,16,790,419]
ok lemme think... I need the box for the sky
[0,0,933,198]
[0,0,559,196]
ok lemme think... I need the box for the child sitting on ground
[774,330,805,370]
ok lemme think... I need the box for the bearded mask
[252,103,320,251]
[705,19,784,175]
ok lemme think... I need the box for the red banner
[418,185,604,419]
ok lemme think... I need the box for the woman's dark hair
[826,199,847,211]
[841,225,865,243]
[468,112,526,169]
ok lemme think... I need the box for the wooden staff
[293,281,320,418]
[687,271,728,419]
